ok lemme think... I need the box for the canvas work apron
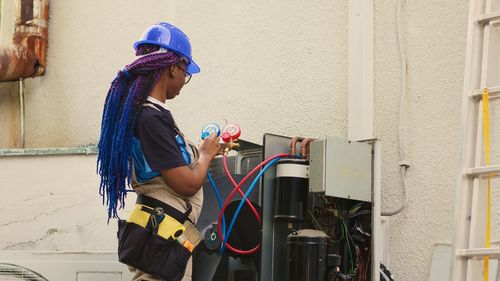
[129,138,202,281]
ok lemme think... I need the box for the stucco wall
[0,83,20,146]
[0,1,499,280]
[375,0,499,279]
[375,0,467,278]
[21,0,347,147]
[0,155,121,251]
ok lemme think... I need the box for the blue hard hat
[134,22,200,74]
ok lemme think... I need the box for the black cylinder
[274,158,309,222]
[287,229,328,281]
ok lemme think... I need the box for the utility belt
[117,195,202,281]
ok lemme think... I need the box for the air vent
[0,263,48,281]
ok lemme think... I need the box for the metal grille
[0,264,47,281]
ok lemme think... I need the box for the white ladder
[452,0,500,280]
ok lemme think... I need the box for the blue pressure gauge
[201,123,221,140]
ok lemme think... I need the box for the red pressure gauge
[222,124,241,141]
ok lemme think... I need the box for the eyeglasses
[177,59,192,85]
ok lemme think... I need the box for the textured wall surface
[0,155,124,251]
[0,0,499,281]
[0,83,20,147]
[374,0,469,279]
[375,0,499,280]
[21,0,348,147]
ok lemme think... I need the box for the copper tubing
[300,138,316,160]
[290,136,305,156]
[0,0,49,82]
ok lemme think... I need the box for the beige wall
[375,0,465,278]
[6,0,348,147]
[0,83,20,147]
[376,0,499,279]
[0,155,119,251]
[0,1,499,280]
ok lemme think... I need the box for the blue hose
[219,157,282,255]
[207,172,226,237]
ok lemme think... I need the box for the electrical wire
[307,209,323,230]
[342,221,355,273]
[355,245,364,281]
[308,209,346,243]
[364,248,371,281]
[339,205,368,276]
[382,0,410,216]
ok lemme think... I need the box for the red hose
[222,155,262,224]
[217,153,289,255]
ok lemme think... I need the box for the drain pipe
[0,0,49,148]
[0,0,49,82]
[19,78,25,147]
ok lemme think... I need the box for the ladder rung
[456,247,500,258]
[477,11,500,24]
[465,165,500,177]
[470,86,500,100]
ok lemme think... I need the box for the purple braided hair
[97,45,182,220]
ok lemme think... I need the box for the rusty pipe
[14,0,49,75]
[0,0,49,82]
[0,44,39,81]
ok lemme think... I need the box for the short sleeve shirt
[134,103,186,171]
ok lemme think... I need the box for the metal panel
[310,136,372,202]
[260,133,292,281]
[324,137,372,202]
[0,251,132,281]
[309,139,326,192]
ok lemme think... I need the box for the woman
[97,22,220,281]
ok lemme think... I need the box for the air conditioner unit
[0,251,132,281]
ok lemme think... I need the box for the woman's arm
[160,134,220,197]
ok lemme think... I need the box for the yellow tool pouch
[117,195,195,281]
[126,204,150,228]
[127,204,186,240]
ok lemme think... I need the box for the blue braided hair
[97,44,182,220]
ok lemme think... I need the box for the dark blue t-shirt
[133,103,186,182]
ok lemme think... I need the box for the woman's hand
[199,133,221,159]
